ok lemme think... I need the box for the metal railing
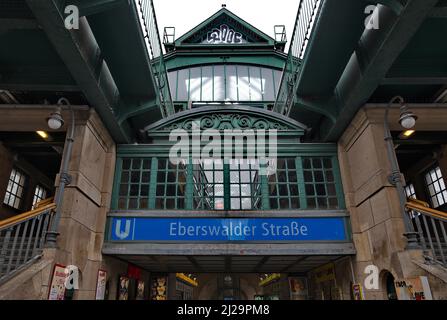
[135,0,174,117]
[274,0,323,115]
[406,200,447,268]
[0,203,55,284]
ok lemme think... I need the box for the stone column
[337,108,415,299]
[44,109,118,300]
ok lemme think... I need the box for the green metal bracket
[295,96,338,124]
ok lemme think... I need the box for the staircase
[0,202,54,284]
[406,200,447,268]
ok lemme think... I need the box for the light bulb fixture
[36,130,49,139]
[47,107,64,130]
[398,130,415,139]
[398,104,417,129]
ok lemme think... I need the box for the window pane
[177,69,189,101]
[249,67,262,101]
[226,65,238,101]
[168,71,177,100]
[201,66,213,101]
[237,65,250,101]
[214,65,225,101]
[189,67,201,101]
[425,166,447,208]
[262,68,275,101]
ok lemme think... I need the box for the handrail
[273,0,323,115]
[1,203,55,284]
[134,0,174,117]
[406,200,447,267]
[406,201,447,221]
[34,197,55,209]
[0,203,56,230]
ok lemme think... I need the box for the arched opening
[383,271,397,300]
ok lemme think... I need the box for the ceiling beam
[281,256,308,273]
[0,83,79,92]
[381,77,447,85]
[252,256,270,272]
[26,0,132,143]
[186,256,204,273]
[0,18,39,32]
[325,0,439,141]
[225,257,232,273]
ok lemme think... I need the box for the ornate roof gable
[175,8,275,46]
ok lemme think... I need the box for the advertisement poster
[118,276,130,300]
[48,264,67,300]
[289,277,308,300]
[395,276,433,300]
[150,275,168,300]
[95,270,107,300]
[352,283,364,300]
[136,280,145,300]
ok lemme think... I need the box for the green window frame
[112,154,345,212]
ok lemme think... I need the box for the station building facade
[0,2,447,300]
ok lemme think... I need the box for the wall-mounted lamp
[47,107,65,130]
[384,96,419,249]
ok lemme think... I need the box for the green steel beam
[370,0,405,15]
[429,7,447,18]
[295,96,337,124]
[324,0,439,141]
[0,18,39,31]
[295,0,367,97]
[381,77,447,85]
[26,0,132,143]
[116,99,157,124]
[70,0,125,17]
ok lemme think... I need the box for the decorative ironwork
[164,113,289,131]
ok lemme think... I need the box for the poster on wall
[118,275,130,300]
[288,277,308,300]
[136,280,145,300]
[150,275,168,300]
[352,283,364,300]
[395,276,433,300]
[48,264,67,300]
[95,269,107,300]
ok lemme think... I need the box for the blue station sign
[109,217,348,242]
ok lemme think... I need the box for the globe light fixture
[47,107,64,130]
[398,104,418,129]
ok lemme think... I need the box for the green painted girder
[294,0,367,97]
[69,0,125,17]
[324,0,439,141]
[295,96,337,125]
[87,2,157,100]
[116,99,158,124]
[26,0,132,143]
[372,0,405,15]
[116,143,338,158]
